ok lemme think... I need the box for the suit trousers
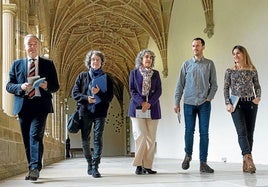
[131,117,158,169]
[19,109,48,171]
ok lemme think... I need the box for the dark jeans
[19,112,48,171]
[231,101,258,156]
[81,116,105,166]
[184,101,211,162]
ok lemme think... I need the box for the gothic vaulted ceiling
[33,0,174,101]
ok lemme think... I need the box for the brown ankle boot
[243,154,256,174]
[243,159,247,172]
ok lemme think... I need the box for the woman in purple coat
[128,49,162,175]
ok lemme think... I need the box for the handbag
[67,109,81,133]
[67,72,87,133]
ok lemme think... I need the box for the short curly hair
[134,49,155,69]
[84,50,105,69]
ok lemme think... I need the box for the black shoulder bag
[67,72,89,133]
[67,109,80,133]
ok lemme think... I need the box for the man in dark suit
[6,34,59,181]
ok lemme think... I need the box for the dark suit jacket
[6,57,59,115]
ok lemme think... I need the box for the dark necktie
[28,59,36,98]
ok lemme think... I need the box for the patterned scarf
[139,66,154,97]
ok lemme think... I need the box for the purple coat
[128,69,162,119]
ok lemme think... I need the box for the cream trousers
[131,117,158,169]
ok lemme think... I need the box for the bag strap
[82,71,89,94]
[76,72,89,111]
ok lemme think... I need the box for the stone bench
[69,148,83,158]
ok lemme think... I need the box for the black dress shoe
[143,167,157,174]
[25,175,30,180]
[135,166,145,175]
[28,168,39,181]
[25,167,41,180]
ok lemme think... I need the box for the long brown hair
[232,45,256,70]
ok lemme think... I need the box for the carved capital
[202,0,214,38]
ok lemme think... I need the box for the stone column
[2,3,16,116]
[0,1,2,109]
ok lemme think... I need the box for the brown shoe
[200,162,214,173]
[182,155,192,170]
[243,154,256,174]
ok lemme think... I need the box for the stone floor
[1,157,268,187]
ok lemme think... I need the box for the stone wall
[0,112,65,180]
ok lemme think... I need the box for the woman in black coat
[72,50,113,178]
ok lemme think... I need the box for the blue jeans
[81,116,105,166]
[19,112,48,170]
[184,101,211,162]
[231,101,258,156]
